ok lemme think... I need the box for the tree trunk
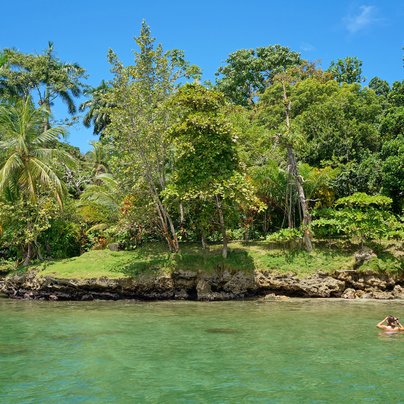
[201,230,208,249]
[287,181,293,228]
[23,242,33,266]
[147,180,179,253]
[215,195,228,259]
[156,197,179,253]
[35,239,44,261]
[244,227,249,241]
[179,202,185,226]
[287,145,312,252]
[281,80,312,252]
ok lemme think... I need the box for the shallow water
[0,298,403,403]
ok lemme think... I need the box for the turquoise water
[0,298,403,403]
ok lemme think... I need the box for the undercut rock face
[1,269,402,301]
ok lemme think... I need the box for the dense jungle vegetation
[0,22,403,271]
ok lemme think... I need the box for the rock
[333,270,397,291]
[359,290,375,299]
[1,267,402,301]
[196,278,212,300]
[370,290,395,300]
[172,270,198,299]
[23,291,34,299]
[297,276,345,298]
[174,289,189,299]
[255,271,345,298]
[223,272,255,296]
[393,285,404,299]
[173,270,198,280]
[263,293,289,301]
[255,272,297,290]
[108,243,120,251]
[195,275,234,300]
[342,288,357,299]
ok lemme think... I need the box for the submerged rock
[205,328,240,334]
[263,293,290,301]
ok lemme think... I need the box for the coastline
[1,269,403,301]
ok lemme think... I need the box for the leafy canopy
[216,45,301,106]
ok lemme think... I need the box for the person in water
[376,316,404,331]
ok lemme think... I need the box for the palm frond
[59,90,76,114]
[0,153,23,193]
[32,126,66,145]
[0,98,70,208]
[28,158,66,207]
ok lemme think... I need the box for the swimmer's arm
[376,317,388,329]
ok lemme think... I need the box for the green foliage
[105,22,201,252]
[380,135,404,212]
[0,99,77,263]
[388,80,404,107]
[0,98,76,206]
[298,163,338,208]
[79,80,112,136]
[79,173,120,222]
[1,28,402,267]
[294,81,383,165]
[328,56,364,84]
[360,256,403,273]
[331,157,383,199]
[216,45,301,106]
[1,42,86,122]
[164,84,260,251]
[0,198,59,260]
[335,192,392,209]
[167,83,264,252]
[36,240,403,279]
[368,77,390,97]
[168,84,238,193]
[380,106,404,139]
[312,193,400,242]
[266,228,302,243]
[39,215,81,259]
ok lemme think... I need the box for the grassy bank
[28,240,403,280]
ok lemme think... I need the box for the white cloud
[300,42,315,52]
[343,5,379,34]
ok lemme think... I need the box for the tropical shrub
[312,193,400,244]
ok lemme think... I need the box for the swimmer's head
[387,315,399,327]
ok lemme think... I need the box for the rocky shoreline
[1,269,403,301]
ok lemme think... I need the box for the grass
[28,240,402,280]
[36,249,137,279]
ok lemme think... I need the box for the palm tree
[1,43,86,129]
[0,51,22,100]
[85,140,109,175]
[79,80,112,136]
[0,98,76,264]
[78,173,121,234]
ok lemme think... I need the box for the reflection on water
[378,331,404,341]
[0,298,403,403]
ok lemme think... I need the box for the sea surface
[0,298,403,403]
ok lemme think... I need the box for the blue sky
[1,0,403,152]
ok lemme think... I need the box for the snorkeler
[376,316,404,331]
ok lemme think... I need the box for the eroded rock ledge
[1,269,403,301]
